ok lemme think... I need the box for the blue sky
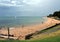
[0,0,60,16]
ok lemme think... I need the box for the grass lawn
[0,35,60,42]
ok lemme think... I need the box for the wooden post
[0,26,2,37]
[8,27,9,39]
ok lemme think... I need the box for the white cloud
[11,1,16,4]
[0,3,15,6]
[0,0,54,7]
[23,0,40,5]
[0,0,42,6]
[10,1,17,6]
[0,0,24,6]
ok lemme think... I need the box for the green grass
[29,25,60,40]
[0,35,60,42]
[39,24,60,33]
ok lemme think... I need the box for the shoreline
[0,17,60,40]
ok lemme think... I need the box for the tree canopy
[47,11,60,18]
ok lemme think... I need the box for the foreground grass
[30,25,60,40]
[0,35,60,42]
[0,30,60,42]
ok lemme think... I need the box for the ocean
[0,16,47,27]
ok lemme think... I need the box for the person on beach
[22,25,24,28]
[42,22,43,24]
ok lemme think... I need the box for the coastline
[0,17,60,40]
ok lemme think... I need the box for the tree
[47,14,53,17]
[48,11,60,18]
[53,11,60,18]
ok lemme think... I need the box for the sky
[0,0,60,16]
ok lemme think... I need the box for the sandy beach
[0,17,60,40]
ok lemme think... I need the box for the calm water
[0,16,47,27]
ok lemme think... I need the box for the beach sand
[0,17,60,40]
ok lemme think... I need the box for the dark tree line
[47,11,60,18]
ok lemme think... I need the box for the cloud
[0,0,42,6]
[23,0,40,5]
[0,0,60,16]
[0,0,24,6]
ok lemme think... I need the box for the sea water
[0,16,47,27]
